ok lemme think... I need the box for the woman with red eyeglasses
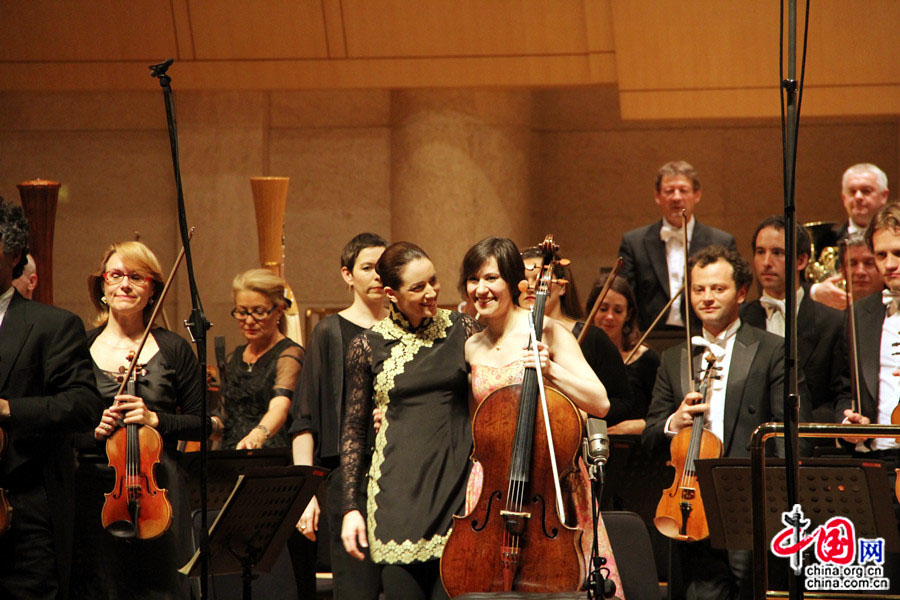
[70,240,205,599]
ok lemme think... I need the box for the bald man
[12,253,36,299]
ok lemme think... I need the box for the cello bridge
[500,510,531,537]
[680,488,696,500]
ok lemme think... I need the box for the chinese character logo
[770,504,888,591]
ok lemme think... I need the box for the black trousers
[324,461,382,599]
[0,481,59,600]
[382,560,448,600]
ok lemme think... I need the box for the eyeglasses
[103,270,151,286]
[231,306,278,320]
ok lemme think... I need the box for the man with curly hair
[0,197,103,599]
[643,245,810,600]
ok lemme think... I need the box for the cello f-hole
[472,491,502,532]
[530,494,559,539]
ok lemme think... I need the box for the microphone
[585,418,609,466]
[583,418,609,483]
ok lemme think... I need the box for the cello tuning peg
[518,280,530,293]
[559,259,571,267]
[557,278,569,286]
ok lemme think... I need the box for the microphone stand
[150,58,213,600]
[583,436,615,599]
[780,1,810,598]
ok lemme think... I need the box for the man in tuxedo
[0,198,103,599]
[812,163,890,309]
[740,216,850,427]
[842,202,900,451]
[643,245,810,600]
[618,160,736,332]
[839,231,883,303]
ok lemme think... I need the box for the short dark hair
[341,232,387,271]
[655,160,701,192]
[0,197,30,280]
[689,245,753,291]
[751,215,812,262]
[838,231,868,266]
[519,245,584,320]
[458,237,525,304]
[376,241,429,291]
[865,203,900,251]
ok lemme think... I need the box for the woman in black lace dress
[340,242,480,600]
[222,268,316,597]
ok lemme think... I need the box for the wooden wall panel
[610,1,777,91]
[610,0,900,119]
[805,1,900,86]
[0,0,178,61]
[341,0,596,57]
[186,0,329,59]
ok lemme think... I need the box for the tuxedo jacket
[0,291,103,596]
[845,292,894,421]
[618,219,736,331]
[642,322,810,458]
[741,288,850,424]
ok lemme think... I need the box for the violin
[0,428,11,535]
[441,235,585,595]
[101,351,172,539]
[654,352,722,541]
[100,236,190,539]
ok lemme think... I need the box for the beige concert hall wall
[1,86,897,351]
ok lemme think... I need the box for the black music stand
[694,457,899,590]
[179,465,326,600]
[181,448,294,511]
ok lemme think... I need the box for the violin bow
[115,229,193,396]
[624,283,685,364]
[578,257,623,345]
[681,209,696,393]
[842,240,862,415]
[527,309,567,524]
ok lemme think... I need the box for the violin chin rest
[105,520,138,539]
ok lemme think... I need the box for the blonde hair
[88,241,165,326]
[232,268,291,332]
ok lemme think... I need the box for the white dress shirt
[660,216,696,327]
[0,286,14,329]
[873,309,900,450]
[665,318,741,443]
[759,287,804,337]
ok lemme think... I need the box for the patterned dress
[466,361,626,597]
[342,306,481,564]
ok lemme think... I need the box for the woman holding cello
[340,242,480,599]
[71,241,204,600]
[441,236,622,596]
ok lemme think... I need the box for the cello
[100,237,190,539]
[441,235,585,595]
